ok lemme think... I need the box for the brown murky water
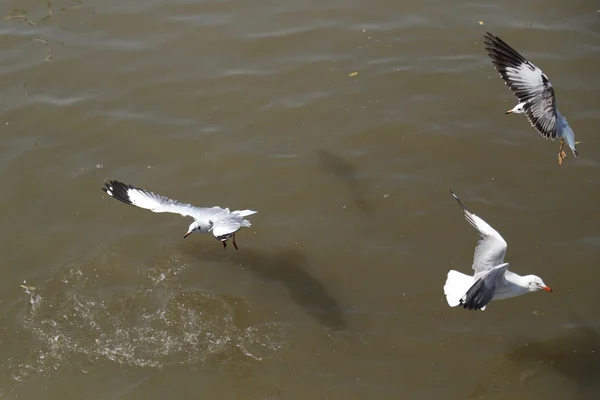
[1,0,600,399]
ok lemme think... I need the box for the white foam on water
[11,246,290,383]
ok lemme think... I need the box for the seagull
[483,31,579,166]
[101,180,257,249]
[444,191,552,311]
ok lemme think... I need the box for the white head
[184,221,202,238]
[526,275,552,293]
[506,102,526,114]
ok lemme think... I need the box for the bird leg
[232,234,238,250]
[558,139,567,166]
[222,240,227,249]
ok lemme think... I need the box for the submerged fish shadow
[315,149,370,213]
[507,314,600,399]
[186,247,347,331]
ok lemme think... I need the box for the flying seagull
[444,191,552,311]
[483,31,579,166]
[101,180,257,249]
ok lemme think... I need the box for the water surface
[1,0,600,398]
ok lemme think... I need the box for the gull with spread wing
[444,191,552,311]
[102,180,257,249]
[483,31,579,166]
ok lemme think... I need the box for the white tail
[233,209,257,218]
[444,270,475,308]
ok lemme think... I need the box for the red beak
[542,286,553,293]
[184,232,191,238]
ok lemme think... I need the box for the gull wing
[451,191,508,273]
[211,219,243,240]
[460,263,509,311]
[102,180,200,219]
[483,32,558,140]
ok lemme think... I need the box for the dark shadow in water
[315,149,370,212]
[185,247,347,331]
[507,314,600,400]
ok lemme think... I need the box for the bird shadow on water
[315,149,371,213]
[184,246,347,332]
[505,314,600,400]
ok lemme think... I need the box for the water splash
[12,248,289,383]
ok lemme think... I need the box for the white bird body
[445,268,534,311]
[444,191,552,311]
[102,180,257,249]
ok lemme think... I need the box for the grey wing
[102,180,199,218]
[483,32,557,139]
[460,263,509,311]
[523,88,558,140]
[451,192,508,273]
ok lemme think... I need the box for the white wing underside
[483,32,558,140]
[465,211,508,273]
[104,181,230,219]
[452,192,508,274]
[124,188,200,217]
[506,63,558,140]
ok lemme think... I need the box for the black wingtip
[449,190,462,205]
[482,32,527,65]
[101,182,114,195]
[482,32,497,49]
[101,180,135,206]
[482,32,503,48]
[460,300,485,311]
[450,190,467,209]
[460,278,490,311]
[450,190,462,205]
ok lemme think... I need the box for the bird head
[527,275,552,293]
[505,103,526,114]
[184,221,201,238]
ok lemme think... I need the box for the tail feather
[233,209,257,217]
[444,270,475,308]
[567,140,579,158]
[563,130,579,158]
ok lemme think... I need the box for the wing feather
[451,191,508,273]
[460,263,509,311]
[483,32,558,140]
[102,180,199,218]
[212,220,243,240]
